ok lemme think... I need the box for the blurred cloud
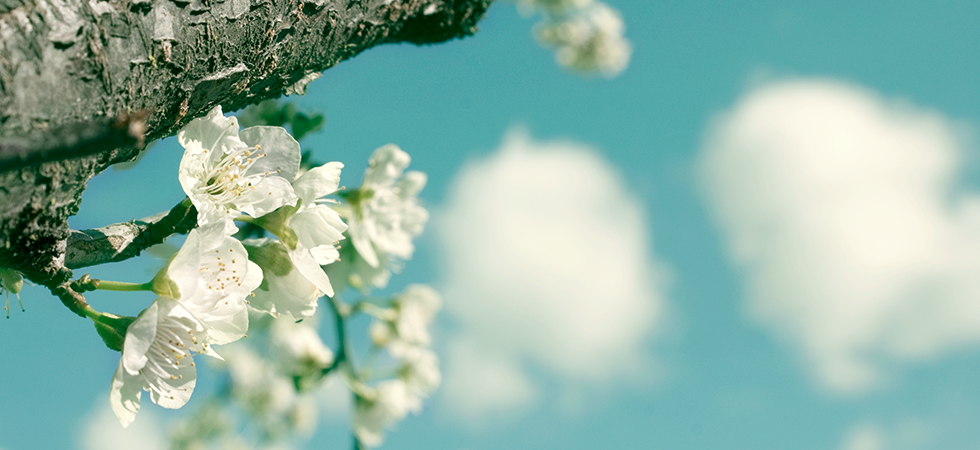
[841,424,883,450]
[839,419,939,450]
[441,338,537,422]
[438,129,666,420]
[700,79,980,392]
[79,394,165,450]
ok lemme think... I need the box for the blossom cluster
[516,0,632,77]
[356,285,442,446]
[103,106,437,448]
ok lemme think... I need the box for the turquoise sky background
[5,1,980,449]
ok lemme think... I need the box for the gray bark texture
[0,0,492,312]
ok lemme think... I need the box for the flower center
[200,145,279,208]
[199,246,246,295]
[140,316,206,397]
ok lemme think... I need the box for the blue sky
[5,1,980,449]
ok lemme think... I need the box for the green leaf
[93,313,137,352]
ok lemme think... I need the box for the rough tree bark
[0,0,493,313]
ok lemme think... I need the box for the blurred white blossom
[536,3,632,78]
[392,284,441,347]
[352,380,422,448]
[223,345,306,437]
[338,145,428,291]
[271,318,334,376]
[395,346,441,398]
[369,285,441,355]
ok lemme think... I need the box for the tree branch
[65,199,197,270]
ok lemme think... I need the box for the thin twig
[0,110,151,172]
[65,198,197,269]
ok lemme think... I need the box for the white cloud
[841,424,884,450]
[438,129,666,420]
[700,79,980,392]
[79,394,165,450]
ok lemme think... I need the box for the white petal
[292,162,343,205]
[239,126,302,182]
[363,144,410,188]
[109,361,143,428]
[198,296,249,345]
[177,106,245,154]
[290,248,334,298]
[310,244,339,265]
[396,171,427,199]
[243,260,264,293]
[144,299,202,409]
[146,359,197,409]
[291,206,347,250]
[253,264,321,319]
[165,229,204,301]
[349,220,380,268]
[121,301,159,375]
[195,234,257,299]
[248,286,280,318]
[236,176,297,218]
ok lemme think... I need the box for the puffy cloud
[79,394,165,450]
[438,129,666,419]
[700,79,980,392]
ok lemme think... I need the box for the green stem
[324,295,360,382]
[81,305,102,321]
[352,302,395,320]
[96,280,154,292]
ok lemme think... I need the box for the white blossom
[270,318,334,376]
[243,238,322,320]
[177,106,301,240]
[369,285,441,356]
[368,286,442,398]
[338,145,428,292]
[368,320,392,347]
[287,395,319,437]
[254,162,348,301]
[110,297,215,427]
[323,242,392,293]
[223,345,298,420]
[222,344,320,438]
[394,346,441,398]
[391,285,441,347]
[152,227,263,345]
[536,3,632,77]
[352,380,422,448]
